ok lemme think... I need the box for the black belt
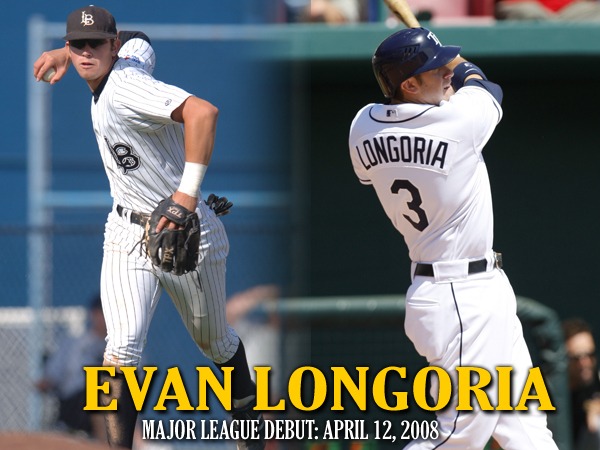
[414,253,502,278]
[116,205,150,227]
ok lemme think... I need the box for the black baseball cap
[63,5,117,41]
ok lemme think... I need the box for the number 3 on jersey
[391,179,429,232]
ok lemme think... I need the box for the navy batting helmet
[372,27,461,99]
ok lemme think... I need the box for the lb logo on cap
[63,5,117,41]
[81,11,95,26]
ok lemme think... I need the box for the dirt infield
[0,432,126,450]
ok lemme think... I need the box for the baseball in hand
[42,68,56,82]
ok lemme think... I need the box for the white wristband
[178,162,207,197]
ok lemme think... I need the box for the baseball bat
[383,0,421,28]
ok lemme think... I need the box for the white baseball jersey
[91,39,193,214]
[118,36,156,75]
[349,85,502,263]
[92,36,238,367]
[350,83,558,448]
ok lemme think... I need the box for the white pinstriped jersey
[91,38,192,213]
[349,85,502,263]
[118,36,156,76]
[95,35,238,367]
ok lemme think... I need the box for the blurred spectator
[563,318,600,450]
[35,295,107,442]
[283,0,309,22]
[284,0,365,23]
[496,0,600,21]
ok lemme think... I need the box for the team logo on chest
[104,138,140,174]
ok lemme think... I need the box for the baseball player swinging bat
[384,0,421,28]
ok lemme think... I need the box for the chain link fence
[0,306,87,431]
[0,218,289,432]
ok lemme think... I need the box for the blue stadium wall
[1,0,291,308]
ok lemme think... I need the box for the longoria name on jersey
[354,134,450,172]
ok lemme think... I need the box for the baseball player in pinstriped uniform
[34,6,264,450]
[349,28,558,449]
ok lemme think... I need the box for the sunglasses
[568,351,596,362]
[69,39,109,50]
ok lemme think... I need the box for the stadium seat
[469,0,495,16]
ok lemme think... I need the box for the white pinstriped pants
[100,201,239,367]
[403,266,558,450]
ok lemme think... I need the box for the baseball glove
[145,197,200,275]
[205,193,233,216]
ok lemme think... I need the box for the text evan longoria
[82,365,555,412]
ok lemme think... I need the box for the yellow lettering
[331,367,368,411]
[84,366,116,410]
[197,366,232,411]
[372,366,407,411]
[255,367,285,410]
[515,367,555,411]
[154,367,193,411]
[496,366,513,410]
[414,366,451,411]
[456,366,493,411]
[288,366,326,411]
[121,366,157,411]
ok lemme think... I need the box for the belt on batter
[116,205,150,227]
[414,253,503,278]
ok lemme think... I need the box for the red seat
[469,0,495,16]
